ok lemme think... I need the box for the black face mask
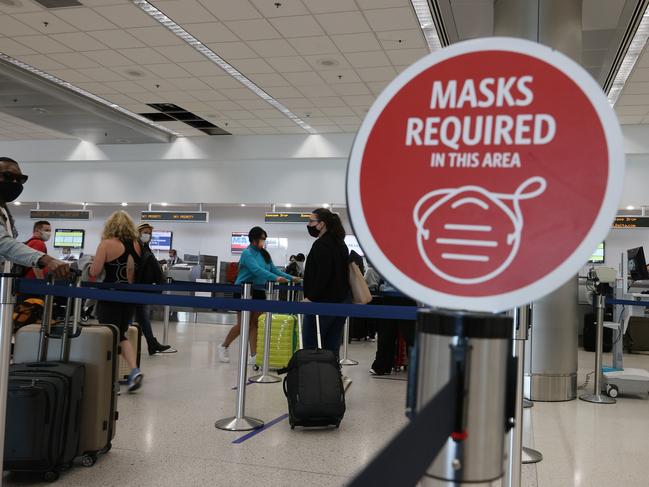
[0,181,23,202]
[307,224,320,238]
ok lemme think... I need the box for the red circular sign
[347,38,624,312]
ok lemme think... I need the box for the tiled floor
[4,319,649,486]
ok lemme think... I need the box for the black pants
[371,295,416,374]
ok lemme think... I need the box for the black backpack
[280,349,346,429]
[122,241,163,285]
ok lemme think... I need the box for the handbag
[349,262,372,304]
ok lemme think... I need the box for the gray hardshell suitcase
[14,322,120,467]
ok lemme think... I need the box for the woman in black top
[303,208,350,358]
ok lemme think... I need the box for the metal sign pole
[0,275,16,476]
[249,282,281,383]
[339,318,359,366]
[215,283,264,431]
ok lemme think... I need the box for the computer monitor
[588,242,605,264]
[627,247,649,281]
[53,229,85,249]
[150,230,173,251]
[231,232,248,253]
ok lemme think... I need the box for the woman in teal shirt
[218,226,300,364]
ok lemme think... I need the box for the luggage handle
[37,275,56,362]
[60,273,83,363]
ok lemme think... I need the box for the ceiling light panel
[132,0,316,134]
[410,0,443,51]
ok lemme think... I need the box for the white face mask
[140,233,151,243]
[40,231,51,242]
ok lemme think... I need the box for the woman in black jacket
[303,208,350,358]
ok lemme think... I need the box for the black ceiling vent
[142,103,231,136]
[33,0,82,8]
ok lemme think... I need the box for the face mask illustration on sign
[413,176,547,285]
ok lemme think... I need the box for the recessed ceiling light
[323,203,330,208]
[121,202,128,207]
[627,205,635,210]
[132,0,315,134]
[285,203,292,208]
[410,0,443,51]
[240,204,246,207]
[13,201,21,206]
[161,202,168,207]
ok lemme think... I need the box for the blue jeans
[135,304,155,349]
[303,313,346,360]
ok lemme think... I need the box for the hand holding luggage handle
[249,281,281,384]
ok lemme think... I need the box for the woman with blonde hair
[90,211,144,392]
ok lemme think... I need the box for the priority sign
[347,38,624,312]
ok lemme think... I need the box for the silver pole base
[579,393,616,404]
[340,358,359,366]
[523,398,534,408]
[522,447,543,464]
[214,416,264,431]
[248,373,281,383]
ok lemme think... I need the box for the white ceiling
[0,0,429,137]
[0,110,73,140]
[615,35,649,124]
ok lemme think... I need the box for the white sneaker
[248,354,257,365]
[218,344,230,363]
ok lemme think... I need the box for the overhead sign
[265,212,311,223]
[30,210,91,220]
[141,211,208,222]
[347,38,624,312]
[613,216,649,228]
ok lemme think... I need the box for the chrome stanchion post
[297,313,304,350]
[0,274,16,470]
[249,282,281,383]
[339,317,358,366]
[523,398,534,408]
[215,283,264,431]
[580,293,615,404]
[162,276,172,346]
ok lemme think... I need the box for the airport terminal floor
[3,316,648,487]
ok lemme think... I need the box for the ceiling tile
[49,52,99,69]
[251,0,309,17]
[266,56,312,72]
[152,0,217,23]
[277,97,313,108]
[630,67,649,83]
[319,69,362,83]
[13,12,77,34]
[617,94,648,106]
[220,109,255,120]
[278,125,307,133]
[253,127,281,134]
[341,94,375,106]
[0,16,40,36]
[105,80,151,93]
[146,63,191,78]
[344,50,391,67]
[220,87,259,100]
[377,29,426,50]
[304,53,351,70]
[93,4,159,28]
[614,105,649,116]
[0,37,37,56]
[269,15,324,38]
[331,32,381,53]
[113,65,157,79]
[235,99,272,110]
[246,73,289,87]
[302,0,358,14]
[331,115,361,125]
[304,117,333,125]
[315,11,371,35]
[356,0,410,7]
[248,38,298,57]
[622,82,649,95]
[179,61,227,76]
[90,30,145,49]
[48,69,95,83]
[266,86,302,98]
[298,84,336,97]
[154,45,206,62]
[386,48,428,65]
[77,67,125,82]
[198,0,262,21]
[312,125,343,133]
[225,19,281,40]
[77,0,131,6]
[54,7,118,31]
[13,35,71,54]
[351,106,370,116]
[357,65,397,82]
[207,41,258,59]
[320,106,355,116]
[88,50,134,67]
[119,47,170,64]
[51,32,108,52]
[364,7,417,31]
[239,119,270,128]
[617,115,643,124]
[203,76,242,89]
[251,108,284,118]
[143,78,190,90]
[127,26,183,47]
[231,57,276,74]
[339,124,360,132]
[207,100,243,110]
[309,96,346,107]
[283,71,324,86]
[262,117,301,126]
[183,22,239,43]
[288,35,338,55]
[76,81,116,94]
[331,82,370,96]
[367,80,389,95]
[154,90,198,103]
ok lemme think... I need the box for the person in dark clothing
[303,208,350,358]
[285,253,305,277]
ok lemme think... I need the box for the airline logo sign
[347,38,625,312]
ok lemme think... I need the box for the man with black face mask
[0,157,69,278]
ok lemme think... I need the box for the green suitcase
[256,314,297,369]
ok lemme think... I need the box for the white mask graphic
[413,176,547,285]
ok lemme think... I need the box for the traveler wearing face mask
[168,249,182,266]
[0,157,69,278]
[135,223,175,356]
[303,208,351,359]
[285,253,305,278]
[218,226,301,364]
[24,221,52,280]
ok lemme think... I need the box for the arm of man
[0,224,44,268]
[26,239,47,278]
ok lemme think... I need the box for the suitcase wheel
[252,365,260,371]
[81,454,97,467]
[44,471,59,482]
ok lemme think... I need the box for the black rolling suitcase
[281,316,345,429]
[4,284,85,482]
